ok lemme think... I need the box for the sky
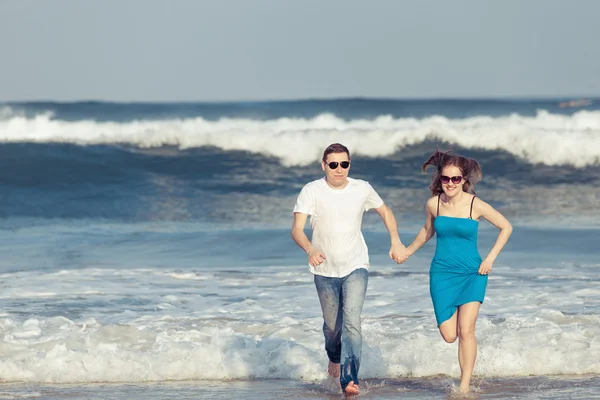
[1,0,599,102]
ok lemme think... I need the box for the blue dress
[430,196,487,326]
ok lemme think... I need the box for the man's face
[322,152,350,187]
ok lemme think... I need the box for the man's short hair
[322,143,350,162]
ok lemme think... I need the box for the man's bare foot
[344,381,359,396]
[328,361,340,378]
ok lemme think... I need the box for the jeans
[314,267,368,390]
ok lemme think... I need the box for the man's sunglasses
[440,175,463,184]
[326,161,350,169]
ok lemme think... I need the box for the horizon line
[1,94,599,105]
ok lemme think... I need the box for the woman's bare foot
[328,361,340,378]
[344,381,359,396]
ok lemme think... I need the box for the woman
[406,149,512,393]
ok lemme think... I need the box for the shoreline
[1,375,599,400]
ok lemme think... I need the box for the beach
[1,99,599,398]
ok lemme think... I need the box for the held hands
[307,246,326,267]
[389,242,410,264]
[478,257,493,275]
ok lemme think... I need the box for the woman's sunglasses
[326,161,350,169]
[440,175,463,184]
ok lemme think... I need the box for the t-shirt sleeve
[293,185,314,215]
[364,183,384,211]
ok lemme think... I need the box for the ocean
[0,98,599,399]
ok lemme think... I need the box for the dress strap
[469,196,476,219]
[437,194,441,216]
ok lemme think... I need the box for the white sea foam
[1,109,599,167]
[0,255,598,383]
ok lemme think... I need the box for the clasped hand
[389,243,410,264]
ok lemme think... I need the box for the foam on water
[0,255,599,383]
[1,109,600,167]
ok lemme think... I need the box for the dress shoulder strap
[469,196,476,219]
[437,194,441,216]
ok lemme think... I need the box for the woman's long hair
[421,148,482,196]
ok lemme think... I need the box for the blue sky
[1,0,599,101]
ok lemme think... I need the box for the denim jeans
[314,267,368,390]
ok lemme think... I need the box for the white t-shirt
[293,177,384,277]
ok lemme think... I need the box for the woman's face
[440,165,464,196]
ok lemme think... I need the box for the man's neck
[325,177,349,190]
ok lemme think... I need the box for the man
[291,143,407,395]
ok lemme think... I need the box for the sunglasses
[326,161,350,169]
[440,175,463,184]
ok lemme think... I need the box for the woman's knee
[458,325,475,340]
[440,329,457,343]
